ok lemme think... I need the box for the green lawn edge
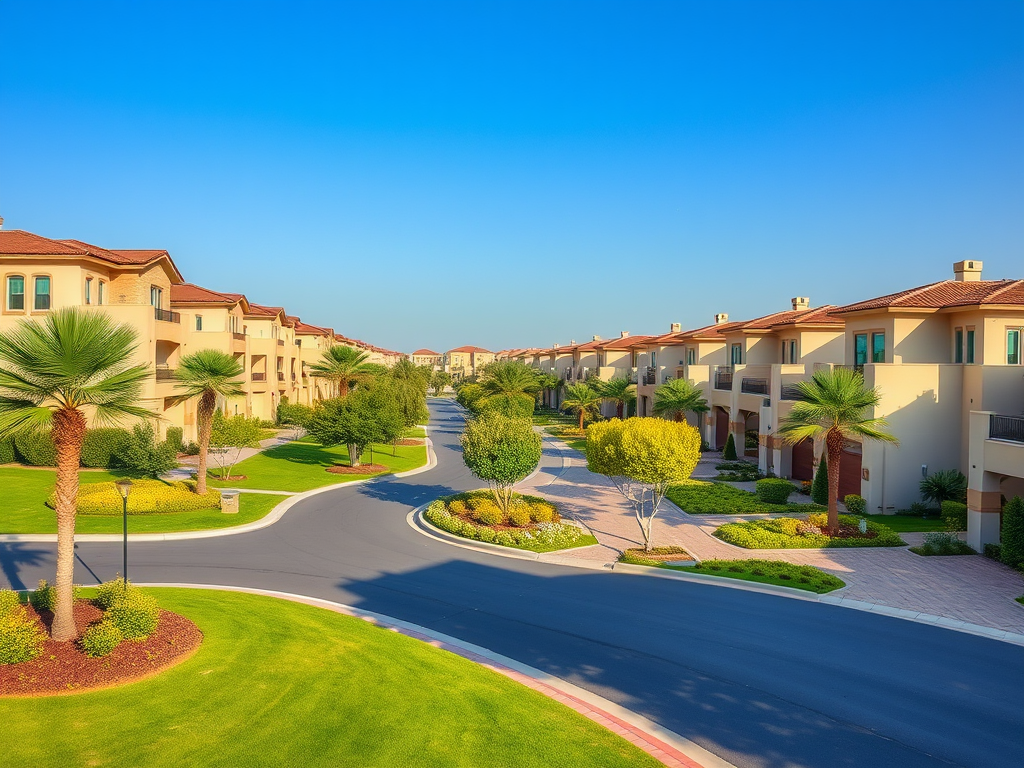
[618,555,845,594]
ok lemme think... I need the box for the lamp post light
[114,479,133,584]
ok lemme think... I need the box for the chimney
[714,313,729,324]
[953,260,983,282]
[791,297,810,311]
[0,216,4,230]
[570,339,576,345]
[620,331,629,339]
[670,322,681,333]
[553,343,559,349]
[592,335,601,341]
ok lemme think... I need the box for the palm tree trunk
[616,402,623,419]
[50,407,86,642]
[825,429,843,536]
[195,390,217,494]
[339,379,349,398]
[579,410,585,430]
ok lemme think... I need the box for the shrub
[919,469,967,505]
[461,412,541,512]
[424,494,587,552]
[0,589,21,617]
[0,605,46,664]
[29,579,56,611]
[49,479,221,516]
[165,427,184,453]
[715,514,905,549]
[14,431,56,466]
[723,433,737,461]
[0,437,15,464]
[527,501,557,524]
[116,423,178,478]
[909,531,975,556]
[507,504,532,528]
[80,428,132,468]
[182,441,201,456]
[95,578,134,610]
[984,543,1002,561]
[844,494,866,515]
[666,480,823,516]
[755,478,796,504]
[941,500,968,533]
[80,619,124,658]
[106,589,160,640]
[811,455,828,506]
[688,559,845,594]
[467,498,503,526]
[1001,496,1024,570]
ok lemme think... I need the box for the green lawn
[404,426,428,439]
[0,589,658,768]
[0,467,283,534]
[860,513,946,532]
[619,556,845,594]
[208,437,428,492]
[543,426,587,452]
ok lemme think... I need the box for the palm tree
[308,345,374,397]
[0,308,152,641]
[778,367,898,535]
[597,376,636,419]
[479,360,541,415]
[652,378,709,422]
[560,383,602,430]
[172,350,245,494]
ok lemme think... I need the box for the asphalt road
[1,398,1021,768]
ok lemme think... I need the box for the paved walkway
[522,436,1024,634]
[165,430,299,481]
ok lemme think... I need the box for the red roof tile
[170,283,243,305]
[412,349,441,356]
[0,231,182,279]
[834,280,1024,313]
[448,345,492,354]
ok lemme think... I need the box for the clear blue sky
[1,1,1021,352]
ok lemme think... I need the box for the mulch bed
[213,475,248,481]
[0,601,202,697]
[624,547,693,562]
[394,439,423,446]
[325,464,390,475]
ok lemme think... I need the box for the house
[445,346,495,379]
[411,349,444,370]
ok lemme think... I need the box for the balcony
[714,369,733,391]
[741,377,769,396]
[781,384,804,400]
[991,414,1024,443]
[154,367,176,381]
[277,339,284,347]
[154,307,180,323]
[251,372,267,382]
[232,332,246,341]
[277,372,286,382]
[626,367,638,384]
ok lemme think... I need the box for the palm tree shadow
[0,543,50,591]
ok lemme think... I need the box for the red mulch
[394,439,423,446]
[624,547,693,562]
[0,600,202,697]
[325,464,389,475]
[213,475,247,481]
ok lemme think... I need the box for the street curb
[0,436,437,544]
[408,504,541,560]
[134,582,735,768]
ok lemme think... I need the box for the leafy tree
[430,369,453,396]
[1001,496,1024,570]
[307,345,374,397]
[597,377,636,419]
[0,308,152,641]
[306,385,404,466]
[723,433,738,460]
[276,396,313,433]
[171,349,245,494]
[779,367,898,535]
[209,412,269,479]
[455,382,486,412]
[811,453,828,505]
[477,361,540,418]
[386,360,429,427]
[461,412,541,512]
[652,378,709,422]
[480,393,535,420]
[919,469,967,506]
[116,423,178,478]
[560,383,602,430]
[586,417,700,551]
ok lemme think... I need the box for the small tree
[587,417,700,551]
[209,413,268,480]
[1001,496,1024,570]
[597,377,636,419]
[811,454,828,505]
[461,412,541,513]
[430,370,453,396]
[116,423,178,478]
[560,383,602,430]
[306,386,404,466]
[652,378,708,422]
[723,433,738,460]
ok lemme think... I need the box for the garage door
[839,445,862,500]
[791,439,814,481]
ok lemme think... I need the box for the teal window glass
[34,276,51,310]
[871,332,885,363]
[7,276,24,310]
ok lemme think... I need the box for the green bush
[81,428,132,468]
[723,433,737,461]
[467,497,503,526]
[919,469,967,505]
[811,455,828,505]
[715,514,905,549]
[48,479,221,516]
[182,441,201,456]
[691,558,845,593]
[0,437,15,464]
[80,619,124,657]
[527,501,557,524]
[14,431,56,466]
[909,532,975,556]
[116,423,178,478]
[106,589,160,640]
[0,589,21,617]
[29,579,56,611]
[1001,496,1024,570]
[0,605,46,664]
[666,480,824,515]
[941,500,968,533]
[507,504,532,527]
[95,578,134,610]
[165,427,184,454]
[984,543,1002,561]
[844,494,866,515]
[755,478,796,504]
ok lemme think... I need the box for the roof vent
[670,322,681,333]
[620,331,629,338]
[953,260,983,282]
[592,335,601,341]
[714,313,729,324]
[791,297,810,311]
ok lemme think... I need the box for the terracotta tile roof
[294,320,333,335]
[0,231,182,279]
[676,322,729,341]
[834,280,1024,313]
[412,348,441,356]
[595,335,653,350]
[170,283,241,305]
[246,303,286,318]
[732,305,844,331]
[448,345,492,354]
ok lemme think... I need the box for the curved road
[2,399,1021,768]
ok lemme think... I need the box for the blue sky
[1,1,1021,352]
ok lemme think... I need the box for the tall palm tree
[479,360,541,415]
[597,376,636,419]
[778,367,898,535]
[652,378,709,422]
[172,350,245,494]
[308,345,374,397]
[0,308,152,641]
[560,383,602,430]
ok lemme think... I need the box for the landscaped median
[666,479,827,515]
[714,513,906,549]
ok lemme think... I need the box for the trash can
[220,491,240,514]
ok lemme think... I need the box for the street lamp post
[114,479,133,584]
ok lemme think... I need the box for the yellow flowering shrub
[48,479,222,515]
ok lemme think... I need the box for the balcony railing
[154,367,176,381]
[781,384,804,400]
[232,332,246,341]
[990,414,1024,444]
[154,307,180,323]
[277,372,286,382]
[626,367,638,384]
[741,377,769,396]
[251,372,267,382]
[640,367,655,385]
[714,369,733,391]
[277,339,284,346]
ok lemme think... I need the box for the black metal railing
[714,369,733,390]
[781,384,804,400]
[990,414,1024,443]
[251,372,267,382]
[154,368,176,381]
[154,307,180,323]
[741,377,769,396]
[643,367,657,385]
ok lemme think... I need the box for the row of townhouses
[412,346,496,379]
[505,261,1024,551]
[0,226,405,441]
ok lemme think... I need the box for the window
[871,332,885,363]
[195,315,203,331]
[34,276,51,310]
[650,351,657,369]
[781,339,797,364]
[98,281,105,305]
[6,276,25,310]
[854,333,868,367]
[150,286,163,308]
[687,348,696,365]
[1009,329,1022,365]
[954,328,963,364]
[966,328,975,364]
[85,278,93,305]
[731,344,742,365]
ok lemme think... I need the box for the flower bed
[424,491,598,553]
[667,480,825,515]
[715,513,905,549]
[619,546,694,566]
[46,479,221,516]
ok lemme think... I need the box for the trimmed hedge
[941,500,968,533]
[715,514,905,549]
[47,479,221,516]
[666,480,824,515]
[723,433,738,461]
[29,579,56,611]
[755,478,796,504]
[106,590,160,640]
[14,431,56,466]
[844,494,866,515]
[0,589,21,617]
[909,532,975,556]
[1002,496,1024,570]
[81,428,132,469]
[811,455,828,505]
[0,437,14,465]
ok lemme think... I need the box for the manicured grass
[666,480,825,515]
[533,409,574,427]
[404,426,428,439]
[0,468,121,534]
[543,426,587,452]
[621,556,846,594]
[208,437,428,492]
[0,588,658,768]
[861,513,946,532]
[715,514,905,549]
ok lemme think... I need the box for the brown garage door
[838,445,862,500]
[715,408,729,450]
[791,439,814,481]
